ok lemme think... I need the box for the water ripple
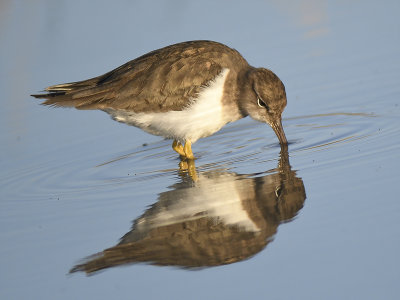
[2,110,398,199]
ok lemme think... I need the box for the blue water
[1,1,400,299]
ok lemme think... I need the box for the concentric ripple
[2,110,398,200]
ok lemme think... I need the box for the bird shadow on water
[69,145,306,275]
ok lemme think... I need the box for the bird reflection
[70,147,306,274]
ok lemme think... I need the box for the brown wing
[31,41,246,113]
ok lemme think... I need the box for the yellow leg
[172,140,186,157]
[183,140,194,159]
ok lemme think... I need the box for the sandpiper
[32,40,288,159]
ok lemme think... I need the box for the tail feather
[31,56,149,110]
[31,77,112,109]
[46,77,100,92]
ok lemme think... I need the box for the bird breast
[104,68,233,142]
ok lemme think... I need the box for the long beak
[271,119,288,145]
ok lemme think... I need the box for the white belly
[104,68,232,143]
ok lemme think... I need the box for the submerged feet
[172,140,194,159]
[172,139,197,180]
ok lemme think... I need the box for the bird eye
[275,185,282,198]
[257,98,269,111]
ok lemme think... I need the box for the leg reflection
[178,158,198,181]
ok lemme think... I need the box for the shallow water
[1,1,400,299]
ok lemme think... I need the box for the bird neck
[236,67,257,117]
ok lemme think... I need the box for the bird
[32,40,288,159]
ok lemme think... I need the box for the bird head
[242,68,288,145]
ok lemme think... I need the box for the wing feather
[32,41,248,112]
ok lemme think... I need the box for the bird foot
[172,140,186,157]
[172,140,195,159]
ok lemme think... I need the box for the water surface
[1,1,399,299]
